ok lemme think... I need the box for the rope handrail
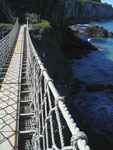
[0,18,19,68]
[26,19,90,150]
[0,18,18,42]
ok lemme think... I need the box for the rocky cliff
[91,0,101,2]
[63,0,113,24]
[75,1,113,23]
[30,26,73,101]
[2,0,113,25]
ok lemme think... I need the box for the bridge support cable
[0,23,24,150]
[26,19,90,150]
[0,18,19,71]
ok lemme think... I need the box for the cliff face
[30,27,73,100]
[91,0,101,2]
[63,0,78,24]
[63,0,113,24]
[38,0,113,26]
[36,0,113,26]
[75,2,113,23]
[4,0,113,25]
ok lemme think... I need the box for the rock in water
[85,84,105,92]
[108,32,113,38]
[84,25,108,37]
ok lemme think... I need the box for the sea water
[90,20,113,61]
[72,20,113,140]
[73,20,113,84]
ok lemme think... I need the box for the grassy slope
[32,20,52,29]
[0,23,13,28]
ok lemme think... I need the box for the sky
[101,0,113,6]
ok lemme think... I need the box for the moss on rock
[32,20,52,29]
[0,23,13,29]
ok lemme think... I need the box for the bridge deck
[0,25,24,150]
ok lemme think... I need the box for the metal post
[39,14,41,22]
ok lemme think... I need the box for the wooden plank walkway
[0,25,24,150]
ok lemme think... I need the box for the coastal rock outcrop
[84,25,113,38]
[85,84,105,92]
[84,25,108,37]
[62,27,98,59]
[85,84,113,92]
[108,32,113,37]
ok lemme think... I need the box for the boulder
[86,83,113,92]
[108,32,113,38]
[106,84,113,90]
[84,25,108,37]
[85,84,105,92]
[71,79,86,95]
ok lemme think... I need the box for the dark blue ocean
[72,20,113,140]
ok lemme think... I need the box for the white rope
[26,18,90,150]
[0,18,19,68]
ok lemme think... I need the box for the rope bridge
[0,18,19,68]
[0,18,90,150]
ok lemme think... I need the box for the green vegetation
[0,23,13,28]
[77,0,90,2]
[32,20,52,29]
[77,0,112,7]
